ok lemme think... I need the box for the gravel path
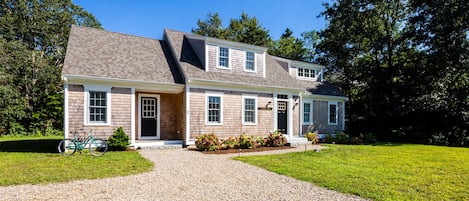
[0,145,367,201]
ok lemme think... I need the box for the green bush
[221,136,238,149]
[238,134,260,149]
[195,133,220,151]
[108,127,130,151]
[336,132,349,144]
[305,132,318,144]
[265,131,287,147]
[325,134,336,143]
[362,133,377,144]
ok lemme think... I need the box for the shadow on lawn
[0,139,61,153]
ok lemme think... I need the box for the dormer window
[218,47,230,68]
[245,51,255,72]
[297,67,319,80]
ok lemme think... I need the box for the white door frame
[138,93,160,140]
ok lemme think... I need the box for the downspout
[62,76,69,139]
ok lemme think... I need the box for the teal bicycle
[58,129,108,156]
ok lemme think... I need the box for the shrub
[306,132,318,144]
[221,136,238,149]
[350,136,363,145]
[362,133,377,144]
[238,134,261,149]
[325,134,336,144]
[336,132,349,144]
[195,133,220,151]
[108,127,130,151]
[265,131,287,147]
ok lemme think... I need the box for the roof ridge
[72,25,162,42]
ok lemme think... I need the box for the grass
[234,144,469,201]
[0,136,153,186]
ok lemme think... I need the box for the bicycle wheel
[58,139,76,156]
[89,139,108,156]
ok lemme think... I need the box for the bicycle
[58,129,108,156]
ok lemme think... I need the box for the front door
[277,101,288,133]
[139,95,160,139]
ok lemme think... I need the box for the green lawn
[0,136,153,186]
[234,144,469,201]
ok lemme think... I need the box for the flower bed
[194,131,288,152]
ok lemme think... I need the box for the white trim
[273,92,278,131]
[287,95,294,137]
[185,85,191,145]
[328,101,339,125]
[65,75,184,94]
[243,51,256,73]
[242,94,258,125]
[83,84,112,126]
[341,101,346,131]
[188,79,302,94]
[204,36,268,52]
[138,93,161,140]
[205,91,224,125]
[302,100,313,125]
[217,46,231,69]
[130,88,136,145]
[303,93,349,101]
[204,41,209,72]
[262,52,266,78]
[64,82,69,139]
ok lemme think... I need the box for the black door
[277,101,287,133]
[141,97,157,137]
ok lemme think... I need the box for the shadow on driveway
[0,139,61,153]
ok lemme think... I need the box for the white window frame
[328,101,338,125]
[302,100,313,125]
[84,85,111,126]
[217,47,230,69]
[244,51,256,72]
[242,94,257,125]
[205,91,224,125]
[296,67,320,80]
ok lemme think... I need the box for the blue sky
[73,0,332,40]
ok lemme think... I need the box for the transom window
[243,95,257,124]
[298,68,319,79]
[328,102,338,125]
[303,102,311,124]
[89,91,107,123]
[245,51,255,71]
[219,47,229,68]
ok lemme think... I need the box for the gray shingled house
[62,25,348,147]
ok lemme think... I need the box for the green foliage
[238,134,260,149]
[107,127,130,151]
[305,132,318,144]
[336,132,349,144]
[235,144,469,201]
[264,131,287,147]
[324,134,336,144]
[195,133,221,151]
[318,0,468,146]
[268,28,307,61]
[221,136,238,149]
[0,0,101,136]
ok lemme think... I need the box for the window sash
[208,96,221,123]
[245,52,255,71]
[219,47,229,67]
[89,91,107,123]
[244,98,256,123]
[329,103,337,124]
[303,102,311,123]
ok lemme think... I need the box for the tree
[301,30,320,62]
[0,0,101,135]
[191,12,225,38]
[268,28,307,61]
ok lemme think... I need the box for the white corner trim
[130,88,136,145]
[64,83,69,139]
[185,85,191,145]
[83,84,112,126]
[341,101,346,131]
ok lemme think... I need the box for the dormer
[272,56,324,82]
[186,34,267,78]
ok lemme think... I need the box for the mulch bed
[192,146,293,154]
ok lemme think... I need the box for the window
[84,85,111,125]
[245,51,255,71]
[328,101,338,125]
[297,67,319,79]
[219,47,229,68]
[303,102,311,124]
[206,92,223,125]
[243,95,257,124]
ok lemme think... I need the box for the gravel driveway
[0,145,366,201]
